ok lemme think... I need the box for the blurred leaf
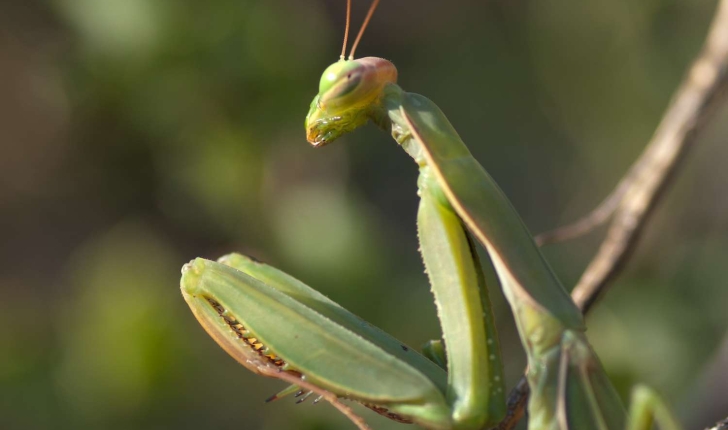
[55,222,181,426]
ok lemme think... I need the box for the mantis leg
[417,167,506,429]
[541,330,627,430]
[181,254,455,429]
[625,386,682,430]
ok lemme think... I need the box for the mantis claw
[265,384,300,403]
[295,391,314,404]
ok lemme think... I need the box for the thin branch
[706,418,728,430]
[570,0,728,312]
[495,0,728,428]
[534,163,637,246]
[494,377,529,430]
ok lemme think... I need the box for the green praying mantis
[180,2,685,429]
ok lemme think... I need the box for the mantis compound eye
[330,71,364,99]
[318,60,363,93]
[318,61,370,108]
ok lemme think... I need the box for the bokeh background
[2,0,727,429]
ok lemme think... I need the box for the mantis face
[305,57,397,146]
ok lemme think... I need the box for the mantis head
[305,57,397,147]
[305,0,394,147]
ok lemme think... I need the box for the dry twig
[570,0,728,312]
[706,417,728,430]
[534,161,640,247]
[496,0,728,428]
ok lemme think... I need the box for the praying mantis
[180,1,685,429]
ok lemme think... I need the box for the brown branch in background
[534,161,639,246]
[495,377,530,430]
[706,418,728,430]
[495,0,728,428]
[570,0,728,312]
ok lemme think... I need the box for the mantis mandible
[181,2,684,429]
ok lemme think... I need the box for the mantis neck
[375,83,430,165]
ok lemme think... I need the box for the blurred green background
[2,1,727,429]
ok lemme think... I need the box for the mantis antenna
[348,0,380,60]
[340,0,352,60]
